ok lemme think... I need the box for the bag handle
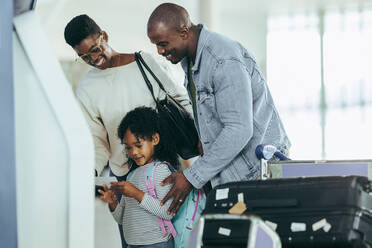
[134,52,158,104]
[134,52,168,94]
[134,52,189,112]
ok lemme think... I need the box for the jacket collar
[181,24,210,73]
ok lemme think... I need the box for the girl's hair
[117,106,179,169]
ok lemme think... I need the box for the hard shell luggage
[188,214,282,248]
[203,176,372,248]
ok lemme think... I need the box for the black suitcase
[203,176,372,248]
[188,214,282,248]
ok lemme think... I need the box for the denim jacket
[182,25,291,189]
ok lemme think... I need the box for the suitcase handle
[246,198,298,209]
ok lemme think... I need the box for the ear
[102,30,109,42]
[179,26,189,40]
[152,133,160,146]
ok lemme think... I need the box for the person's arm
[141,52,193,115]
[183,59,254,188]
[76,88,110,176]
[161,60,254,214]
[139,164,174,220]
[111,197,125,224]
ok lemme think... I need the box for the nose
[90,53,100,63]
[131,147,139,157]
[157,46,165,55]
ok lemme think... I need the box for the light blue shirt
[182,25,291,189]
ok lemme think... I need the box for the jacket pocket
[197,90,215,124]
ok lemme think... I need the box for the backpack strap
[161,162,203,221]
[144,162,178,238]
[144,163,166,236]
[126,170,135,181]
[193,189,203,221]
[147,162,203,220]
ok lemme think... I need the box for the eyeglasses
[75,33,104,63]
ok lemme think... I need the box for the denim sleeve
[183,59,254,189]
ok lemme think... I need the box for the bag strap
[134,52,158,104]
[193,189,203,221]
[143,162,178,238]
[134,52,189,112]
[134,52,168,94]
[126,170,134,181]
[144,163,167,236]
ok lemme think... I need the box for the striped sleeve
[111,197,125,224]
[139,163,174,220]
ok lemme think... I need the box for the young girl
[98,106,179,248]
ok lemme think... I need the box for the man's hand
[160,172,193,215]
[110,181,144,202]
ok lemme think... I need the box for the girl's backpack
[144,162,206,248]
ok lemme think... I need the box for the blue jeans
[128,238,174,248]
[110,163,138,248]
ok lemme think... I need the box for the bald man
[147,3,291,215]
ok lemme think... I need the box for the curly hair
[64,14,101,47]
[118,106,179,169]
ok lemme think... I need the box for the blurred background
[34,0,372,160]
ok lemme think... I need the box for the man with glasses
[64,14,191,248]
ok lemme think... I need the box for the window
[267,8,372,160]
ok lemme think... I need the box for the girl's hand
[110,181,144,202]
[98,184,118,211]
[98,184,117,204]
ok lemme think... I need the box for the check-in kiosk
[8,1,96,247]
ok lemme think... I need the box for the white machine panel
[13,11,95,248]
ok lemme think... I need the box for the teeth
[95,57,104,66]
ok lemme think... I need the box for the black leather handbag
[134,52,200,159]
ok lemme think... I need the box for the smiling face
[147,23,189,64]
[73,32,113,69]
[123,129,160,166]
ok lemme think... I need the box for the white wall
[36,0,200,60]
[36,0,372,83]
